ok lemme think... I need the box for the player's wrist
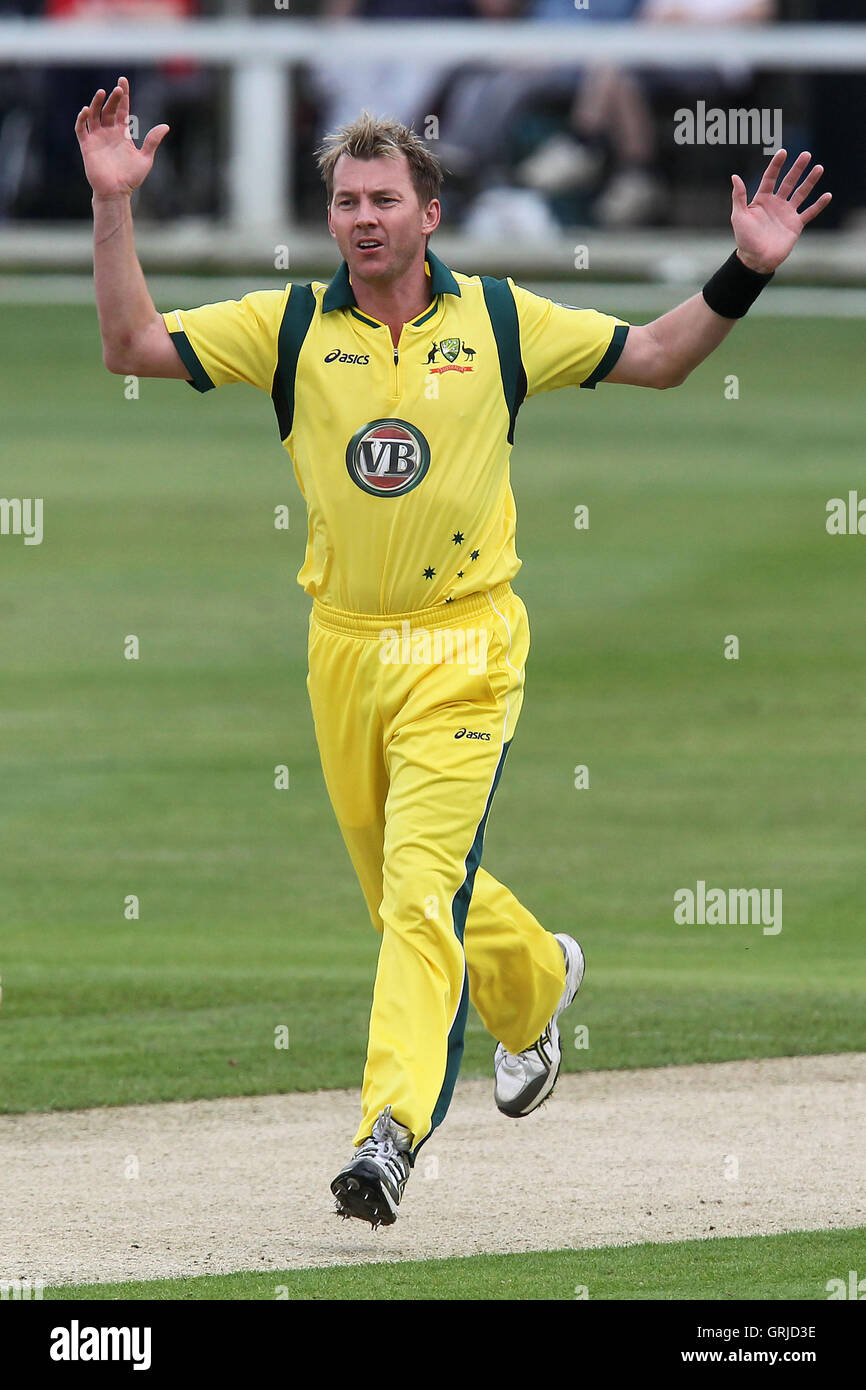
[92,189,133,205]
[734,247,776,276]
[702,249,774,319]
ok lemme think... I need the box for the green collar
[321,247,461,315]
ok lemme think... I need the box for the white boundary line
[2,275,865,317]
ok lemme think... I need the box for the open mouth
[356,239,384,253]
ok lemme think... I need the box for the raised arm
[606,149,831,390]
[75,76,187,378]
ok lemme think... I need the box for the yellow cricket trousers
[305,581,566,1159]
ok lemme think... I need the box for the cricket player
[76,76,829,1229]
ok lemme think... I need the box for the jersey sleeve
[161,286,290,393]
[510,282,629,395]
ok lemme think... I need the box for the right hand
[75,76,169,199]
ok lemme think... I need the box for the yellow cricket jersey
[162,249,628,615]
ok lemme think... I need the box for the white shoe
[493,934,585,1118]
[594,168,664,227]
[516,134,604,193]
[330,1105,412,1228]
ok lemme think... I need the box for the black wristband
[702,251,774,319]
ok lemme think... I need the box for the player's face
[328,153,440,286]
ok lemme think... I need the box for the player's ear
[422,199,441,236]
[326,202,336,238]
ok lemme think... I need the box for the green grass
[1,303,864,1113]
[41,1226,866,1301]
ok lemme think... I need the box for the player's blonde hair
[315,110,443,210]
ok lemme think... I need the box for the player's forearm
[91,192,163,372]
[645,293,737,387]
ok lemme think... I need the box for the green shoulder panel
[271,284,317,442]
[479,277,528,446]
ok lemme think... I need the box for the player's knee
[380,884,462,950]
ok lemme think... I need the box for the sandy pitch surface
[2,1053,864,1288]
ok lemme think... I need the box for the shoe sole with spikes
[331,1161,399,1229]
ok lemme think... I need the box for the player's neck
[350,256,433,347]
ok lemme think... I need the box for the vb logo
[345,419,430,498]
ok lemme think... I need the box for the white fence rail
[4,19,866,65]
[1,20,863,244]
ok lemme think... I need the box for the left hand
[731,149,832,274]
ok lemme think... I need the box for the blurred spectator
[12,0,218,220]
[430,0,639,233]
[516,0,776,227]
[312,0,478,141]
[0,0,854,237]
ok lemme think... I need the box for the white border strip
[2,275,865,317]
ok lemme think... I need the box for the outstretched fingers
[778,153,832,223]
[731,172,749,213]
[117,75,132,136]
[799,189,833,225]
[754,147,832,226]
[101,82,125,128]
[75,78,138,144]
[755,147,787,198]
[776,150,811,201]
[789,162,824,209]
[141,123,170,160]
[88,88,106,127]
[76,87,109,138]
